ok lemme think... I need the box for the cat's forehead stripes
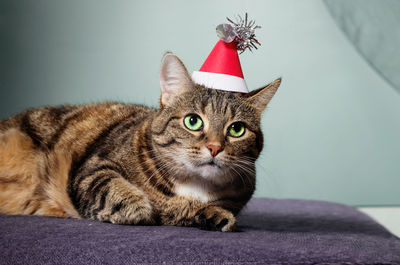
[198,88,236,116]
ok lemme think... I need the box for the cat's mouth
[207,159,221,168]
[198,159,222,169]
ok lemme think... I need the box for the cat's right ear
[159,53,193,108]
[243,78,281,114]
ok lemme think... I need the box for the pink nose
[207,144,222,157]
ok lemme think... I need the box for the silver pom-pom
[216,24,236,43]
[216,13,261,53]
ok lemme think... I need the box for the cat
[0,53,280,232]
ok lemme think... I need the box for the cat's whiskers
[228,163,247,187]
[233,164,254,184]
[152,162,185,195]
[233,156,270,185]
[134,148,180,174]
[143,157,178,183]
[142,152,189,189]
[235,159,256,168]
[217,156,255,187]
[234,164,256,186]
[234,158,256,171]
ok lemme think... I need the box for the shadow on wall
[324,0,400,93]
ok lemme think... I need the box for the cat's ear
[243,78,281,113]
[160,53,193,107]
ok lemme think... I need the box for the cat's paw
[195,206,236,232]
[111,201,154,225]
[99,199,154,225]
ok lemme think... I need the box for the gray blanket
[1,198,399,264]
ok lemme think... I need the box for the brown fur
[0,54,280,231]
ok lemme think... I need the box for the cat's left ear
[159,53,193,107]
[243,78,281,113]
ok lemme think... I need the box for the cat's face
[151,54,280,186]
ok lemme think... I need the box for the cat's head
[151,53,280,186]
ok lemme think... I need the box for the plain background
[1,0,399,206]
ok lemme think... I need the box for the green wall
[1,0,399,206]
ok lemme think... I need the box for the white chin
[197,164,223,179]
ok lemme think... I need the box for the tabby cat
[0,54,280,232]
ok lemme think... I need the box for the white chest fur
[174,182,215,202]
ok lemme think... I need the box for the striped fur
[0,54,280,231]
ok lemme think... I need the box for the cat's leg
[158,197,237,232]
[70,167,154,225]
[97,178,154,225]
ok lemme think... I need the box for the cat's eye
[228,122,246,138]
[184,114,203,131]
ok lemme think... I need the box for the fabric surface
[1,198,399,265]
[324,0,400,93]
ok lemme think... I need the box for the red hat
[192,14,261,93]
[192,40,247,93]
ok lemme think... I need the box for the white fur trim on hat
[192,71,248,93]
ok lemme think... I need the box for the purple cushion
[1,198,399,264]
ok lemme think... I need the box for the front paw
[97,198,154,225]
[195,206,236,232]
[109,200,154,225]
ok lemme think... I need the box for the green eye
[184,114,203,131]
[228,122,245,138]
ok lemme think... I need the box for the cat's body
[0,54,280,231]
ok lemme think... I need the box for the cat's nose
[207,143,222,157]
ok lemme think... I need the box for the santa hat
[192,14,261,93]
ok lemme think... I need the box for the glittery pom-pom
[216,13,261,53]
